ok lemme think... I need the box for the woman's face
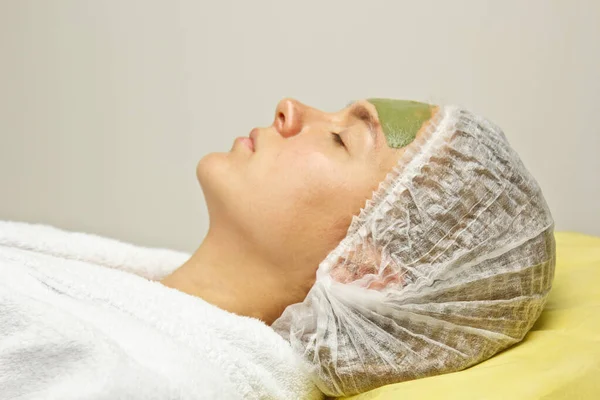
[196,98,428,284]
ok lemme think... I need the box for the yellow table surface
[343,232,600,400]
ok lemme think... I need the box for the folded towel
[0,221,322,400]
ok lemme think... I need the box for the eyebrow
[348,104,379,144]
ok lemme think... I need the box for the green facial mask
[367,98,434,148]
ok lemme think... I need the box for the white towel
[0,221,322,400]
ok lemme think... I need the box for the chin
[196,152,240,217]
[196,152,227,187]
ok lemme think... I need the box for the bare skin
[161,98,433,324]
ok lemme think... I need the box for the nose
[274,98,303,138]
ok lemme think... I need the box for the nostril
[275,110,287,134]
[277,111,285,126]
[275,98,301,137]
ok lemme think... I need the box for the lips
[233,128,258,152]
[238,137,254,152]
[249,128,259,151]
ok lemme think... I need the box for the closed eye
[331,132,345,147]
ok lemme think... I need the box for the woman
[161,99,436,325]
[0,98,554,399]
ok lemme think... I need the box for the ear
[329,239,405,290]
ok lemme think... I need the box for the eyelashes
[331,132,345,147]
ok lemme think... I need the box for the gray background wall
[1,0,599,252]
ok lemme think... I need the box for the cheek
[250,148,348,224]
[285,149,345,199]
[277,150,368,229]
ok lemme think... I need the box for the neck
[160,227,297,325]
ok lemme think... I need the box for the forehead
[363,98,435,148]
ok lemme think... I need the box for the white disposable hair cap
[272,106,555,397]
